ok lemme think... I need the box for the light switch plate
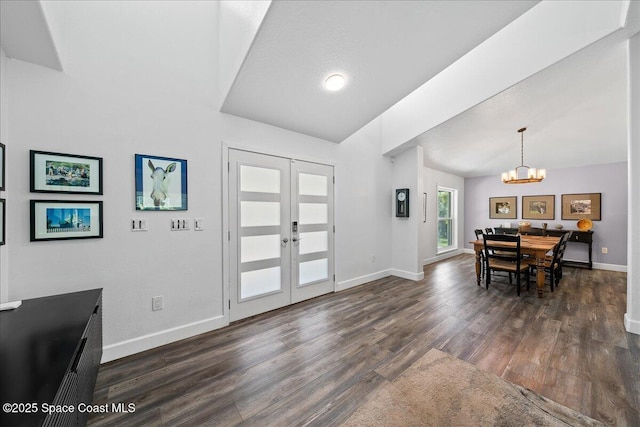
[132,219,147,231]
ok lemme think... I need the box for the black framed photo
[30,200,103,242]
[561,193,601,220]
[0,198,5,245]
[135,154,188,211]
[30,150,103,194]
[522,195,555,220]
[0,143,5,191]
[489,196,517,219]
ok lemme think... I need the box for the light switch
[171,219,190,231]
[194,218,204,231]
[132,219,147,231]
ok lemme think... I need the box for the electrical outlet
[602,247,608,254]
[371,255,376,263]
[152,296,164,311]
[131,219,147,231]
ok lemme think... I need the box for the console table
[546,229,593,270]
[0,289,103,427]
[494,227,593,270]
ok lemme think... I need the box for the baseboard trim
[625,313,640,335]
[102,315,227,363]
[424,249,464,265]
[389,268,424,281]
[590,262,627,272]
[336,270,392,292]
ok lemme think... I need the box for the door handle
[282,238,289,247]
[292,237,302,245]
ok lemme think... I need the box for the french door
[228,149,334,322]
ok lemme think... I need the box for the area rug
[341,348,604,427]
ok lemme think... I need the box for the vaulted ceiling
[220,0,538,143]
[221,0,639,177]
[2,1,638,178]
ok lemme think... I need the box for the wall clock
[396,188,409,217]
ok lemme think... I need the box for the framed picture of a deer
[135,154,188,211]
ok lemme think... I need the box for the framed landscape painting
[30,200,103,242]
[135,154,188,211]
[561,193,601,220]
[489,196,517,219]
[0,143,5,191]
[522,195,555,220]
[31,150,103,194]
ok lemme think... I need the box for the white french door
[229,149,334,322]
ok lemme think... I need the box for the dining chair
[550,231,572,287]
[527,231,572,291]
[485,227,494,235]
[483,234,530,296]
[474,229,485,278]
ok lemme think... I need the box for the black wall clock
[396,188,409,217]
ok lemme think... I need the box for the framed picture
[522,195,555,220]
[489,196,517,219]
[0,143,5,191]
[30,200,103,242]
[561,193,601,220]
[31,150,103,194]
[135,154,188,211]
[0,198,5,245]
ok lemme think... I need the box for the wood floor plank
[89,255,639,426]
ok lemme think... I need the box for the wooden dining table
[471,235,561,297]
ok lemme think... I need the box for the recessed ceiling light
[324,74,345,91]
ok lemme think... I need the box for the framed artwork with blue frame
[135,154,188,211]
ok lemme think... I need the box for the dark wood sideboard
[0,289,103,427]
[494,227,593,270]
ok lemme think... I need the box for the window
[437,187,457,252]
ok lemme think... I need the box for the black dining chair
[527,231,571,292]
[483,234,530,296]
[474,229,485,278]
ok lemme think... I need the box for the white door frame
[221,142,336,324]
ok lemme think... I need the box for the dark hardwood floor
[89,254,639,426]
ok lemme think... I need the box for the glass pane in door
[241,267,281,299]
[241,165,280,193]
[241,201,280,227]
[241,235,281,263]
[299,173,327,196]
[299,259,328,285]
[299,231,328,255]
[299,203,327,224]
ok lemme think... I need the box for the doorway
[228,149,334,321]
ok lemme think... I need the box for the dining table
[471,235,561,297]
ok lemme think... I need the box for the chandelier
[501,127,546,184]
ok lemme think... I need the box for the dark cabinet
[0,289,103,427]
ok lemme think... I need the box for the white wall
[421,167,465,265]
[389,145,424,280]
[0,48,8,302]
[626,33,640,335]
[2,1,394,361]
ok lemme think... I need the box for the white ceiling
[0,0,62,71]
[416,32,629,177]
[221,0,539,143]
[2,1,637,179]
[221,0,638,178]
